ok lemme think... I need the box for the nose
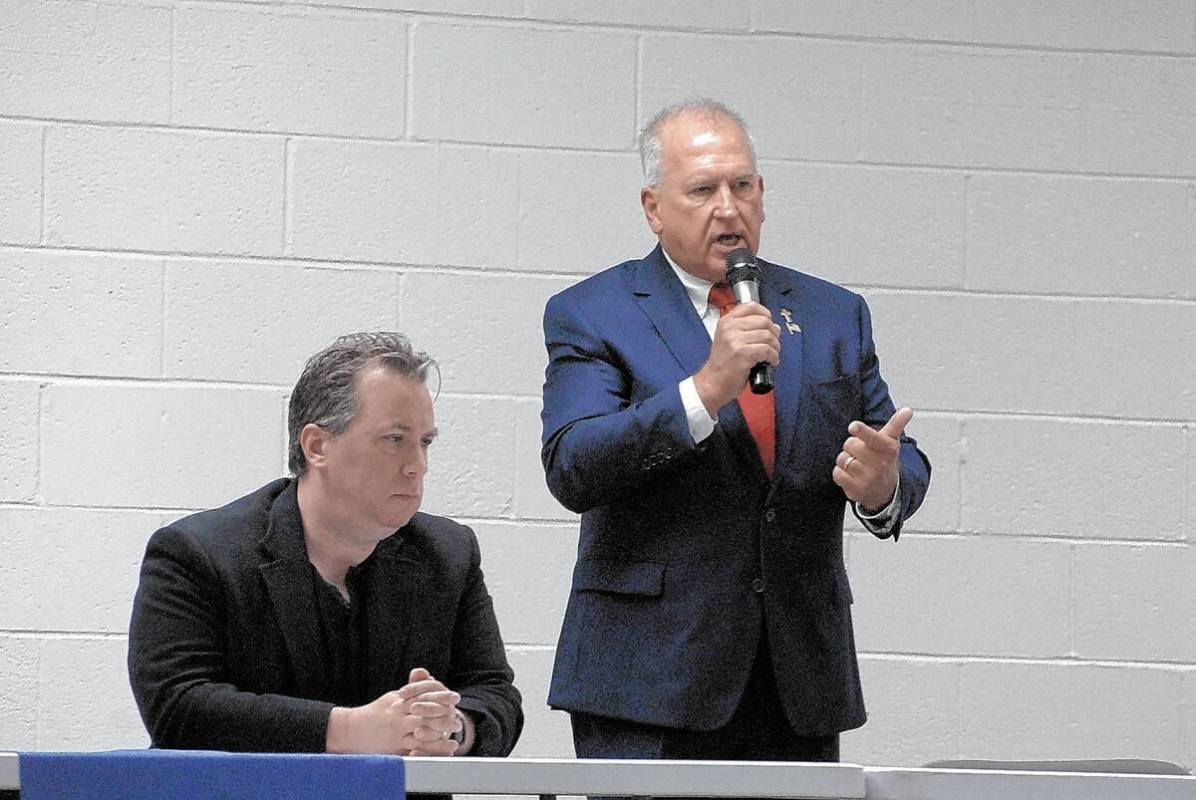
[712,184,737,218]
[403,447,428,477]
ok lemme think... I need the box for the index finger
[397,679,452,699]
[723,302,774,321]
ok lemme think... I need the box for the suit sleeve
[855,294,931,540]
[128,527,334,752]
[448,529,524,757]
[540,290,698,514]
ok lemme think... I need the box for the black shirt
[310,556,375,708]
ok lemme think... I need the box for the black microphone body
[724,248,774,395]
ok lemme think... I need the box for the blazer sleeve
[128,526,335,752]
[855,294,932,540]
[540,289,697,514]
[447,530,524,757]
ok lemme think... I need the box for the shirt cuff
[679,377,717,444]
[853,473,901,535]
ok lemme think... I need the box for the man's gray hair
[638,99,757,187]
[287,331,437,476]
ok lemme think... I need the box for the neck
[295,476,384,593]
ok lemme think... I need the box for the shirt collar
[661,247,717,318]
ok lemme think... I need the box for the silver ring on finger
[844,455,856,471]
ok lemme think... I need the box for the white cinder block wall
[1,0,1193,769]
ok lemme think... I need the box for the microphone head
[724,247,760,285]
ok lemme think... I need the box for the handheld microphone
[724,247,774,395]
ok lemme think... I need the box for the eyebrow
[683,171,756,186]
[381,424,439,438]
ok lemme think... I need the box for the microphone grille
[724,248,759,284]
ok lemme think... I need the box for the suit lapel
[258,483,325,696]
[760,262,805,476]
[631,246,711,379]
[364,534,423,696]
[633,246,764,480]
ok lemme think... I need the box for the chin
[389,494,421,517]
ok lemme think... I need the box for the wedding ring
[844,455,856,471]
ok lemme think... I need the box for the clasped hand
[326,667,466,756]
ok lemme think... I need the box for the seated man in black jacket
[128,332,522,757]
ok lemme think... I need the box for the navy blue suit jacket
[540,246,930,735]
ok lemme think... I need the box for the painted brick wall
[1,0,1193,768]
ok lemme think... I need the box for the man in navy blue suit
[540,100,931,766]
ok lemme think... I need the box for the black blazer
[128,478,522,755]
[541,247,931,735]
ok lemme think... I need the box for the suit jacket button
[751,578,766,593]
[763,508,777,524]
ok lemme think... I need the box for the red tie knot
[708,284,736,315]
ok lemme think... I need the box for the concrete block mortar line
[185,0,515,25]
[856,525,1188,548]
[926,406,1194,428]
[394,270,403,331]
[32,634,42,747]
[505,643,556,653]
[952,657,963,759]
[169,4,176,124]
[281,137,290,256]
[957,416,966,536]
[278,393,289,477]
[512,146,522,266]
[849,284,1196,309]
[14,113,1196,183]
[8,241,1196,305]
[633,34,643,143]
[858,651,1196,672]
[0,374,545,405]
[0,501,574,529]
[1,630,128,642]
[405,19,415,141]
[9,373,293,392]
[855,42,865,161]
[0,500,210,515]
[1186,424,1192,530]
[640,21,1196,58]
[1067,539,1076,658]
[37,125,46,246]
[454,517,578,530]
[34,381,44,503]
[158,261,166,377]
[135,0,1193,54]
[0,386,1182,430]
[960,171,970,288]
[0,241,600,281]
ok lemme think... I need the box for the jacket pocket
[574,558,665,597]
[811,373,862,416]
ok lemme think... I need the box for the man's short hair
[287,331,437,476]
[638,99,758,188]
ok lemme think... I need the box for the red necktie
[708,285,775,478]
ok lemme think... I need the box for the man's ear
[641,186,663,235]
[758,174,765,223]
[300,423,331,470]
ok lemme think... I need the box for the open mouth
[715,233,743,247]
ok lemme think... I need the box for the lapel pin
[780,308,801,335]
